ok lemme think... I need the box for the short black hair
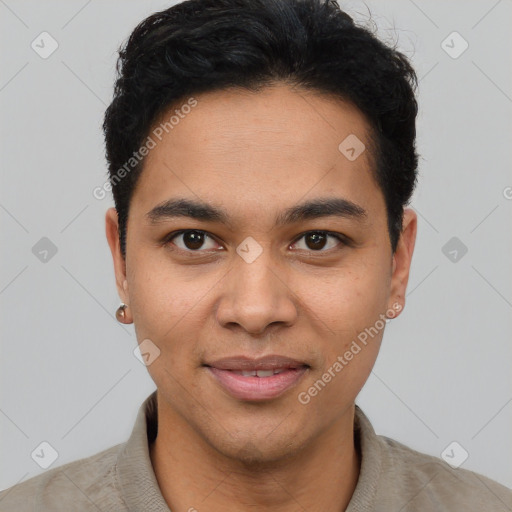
[103,0,419,258]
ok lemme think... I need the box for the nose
[215,250,298,336]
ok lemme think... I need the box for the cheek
[298,259,389,335]
[295,258,389,388]
[129,251,200,329]
[128,254,223,377]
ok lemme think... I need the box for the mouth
[203,355,310,401]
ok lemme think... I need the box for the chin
[212,431,307,469]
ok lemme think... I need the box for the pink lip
[205,365,309,402]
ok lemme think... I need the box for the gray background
[1,0,511,492]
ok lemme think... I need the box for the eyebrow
[145,197,368,227]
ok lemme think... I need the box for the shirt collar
[347,404,383,511]
[116,391,171,511]
[116,391,382,511]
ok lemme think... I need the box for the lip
[204,354,309,371]
[203,355,309,401]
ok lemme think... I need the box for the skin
[106,83,417,512]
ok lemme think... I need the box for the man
[1,0,510,510]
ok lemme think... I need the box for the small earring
[116,303,129,323]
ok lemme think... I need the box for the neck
[149,399,361,512]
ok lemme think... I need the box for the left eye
[291,231,344,252]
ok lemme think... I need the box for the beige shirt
[1,391,511,511]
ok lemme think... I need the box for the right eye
[164,230,223,252]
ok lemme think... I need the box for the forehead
[129,84,385,227]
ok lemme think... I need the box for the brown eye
[291,231,345,252]
[167,230,220,251]
[305,232,327,250]
[182,231,205,250]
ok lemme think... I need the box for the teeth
[232,368,288,377]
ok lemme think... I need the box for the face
[106,83,416,463]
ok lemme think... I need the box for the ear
[105,207,129,305]
[387,208,417,317]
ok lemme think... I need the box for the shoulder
[378,434,512,511]
[0,443,127,512]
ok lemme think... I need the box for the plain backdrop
[1,0,511,491]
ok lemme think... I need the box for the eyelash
[162,229,348,254]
